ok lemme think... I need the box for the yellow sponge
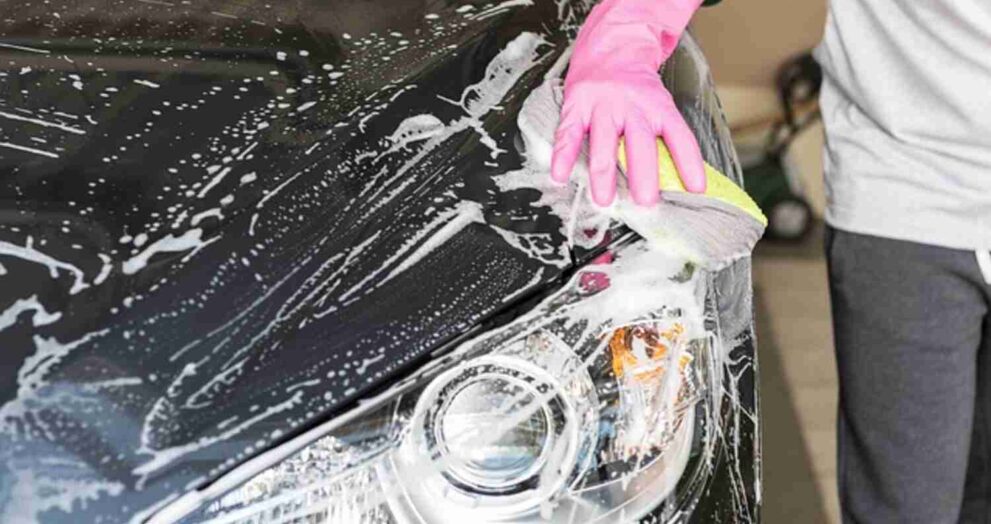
[617,139,767,226]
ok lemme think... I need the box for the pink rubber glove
[551,0,707,207]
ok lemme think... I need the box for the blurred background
[691,2,838,522]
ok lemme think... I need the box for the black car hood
[0,1,610,521]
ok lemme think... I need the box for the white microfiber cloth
[518,80,765,270]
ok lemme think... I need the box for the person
[552,0,991,522]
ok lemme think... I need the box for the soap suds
[0,237,89,294]
[0,296,62,333]
[122,229,205,275]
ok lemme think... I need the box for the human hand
[551,0,706,207]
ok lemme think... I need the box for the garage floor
[753,225,840,523]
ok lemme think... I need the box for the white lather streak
[0,237,89,294]
[384,201,485,282]
[0,141,59,158]
[0,296,61,333]
[123,229,205,275]
[0,110,86,134]
[0,42,51,54]
[336,201,485,304]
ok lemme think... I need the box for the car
[0,1,760,522]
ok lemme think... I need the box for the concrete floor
[754,226,840,523]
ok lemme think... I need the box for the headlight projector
[388,331,600,521]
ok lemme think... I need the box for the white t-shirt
[815,0,991,250]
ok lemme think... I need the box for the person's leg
[826,227,988,524]
[960,313,991,523]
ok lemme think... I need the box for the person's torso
[815,0,991,250]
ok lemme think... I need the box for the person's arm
[551,0,707,206]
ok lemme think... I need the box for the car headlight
[175,244,719,523]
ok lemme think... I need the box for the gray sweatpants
[826,226,991,523]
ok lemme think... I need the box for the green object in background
[743,156,813,241]
[741,51,821,242]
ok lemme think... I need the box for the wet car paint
[0,1,758,522]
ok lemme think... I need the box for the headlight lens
[415,351,591,496]
[181,245,719,523]
[393,332,600,521]
[435,370,552,490]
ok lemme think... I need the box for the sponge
[617,139,767,226]
[517,79,766,269]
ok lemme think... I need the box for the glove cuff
[567,0,702,81]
